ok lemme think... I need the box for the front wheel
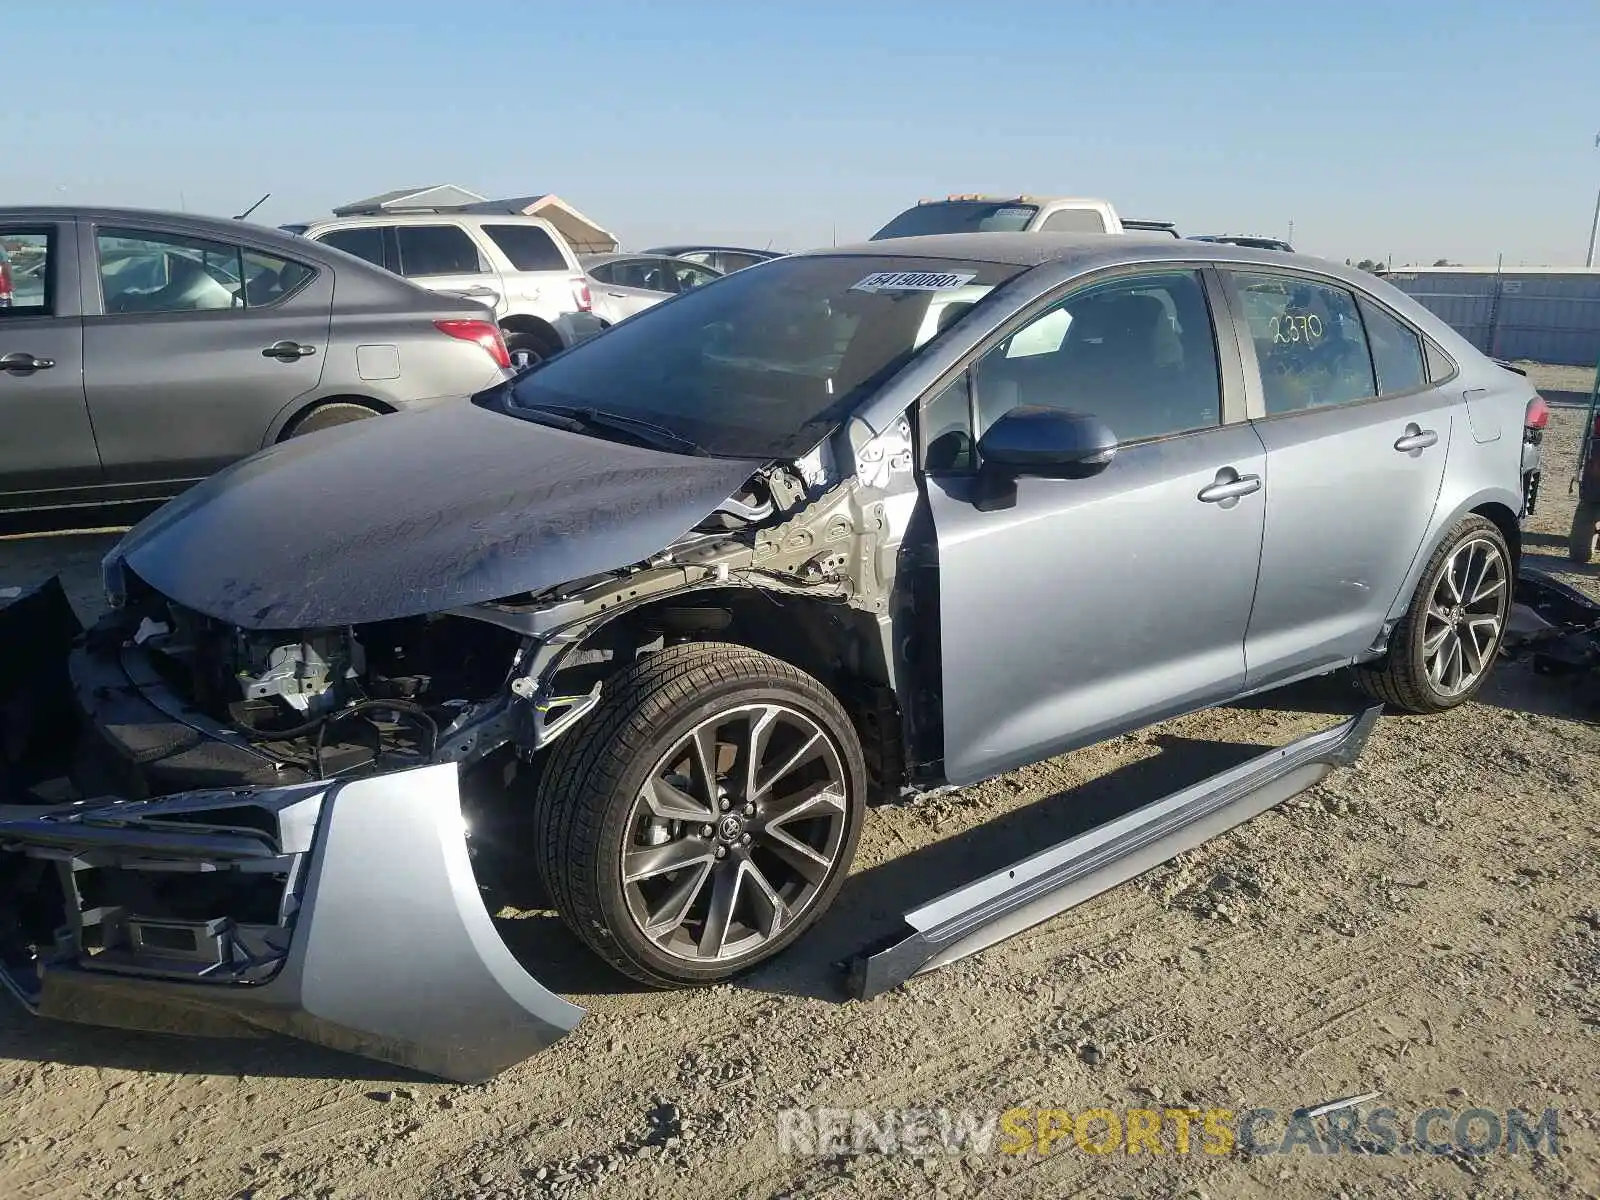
[1569,500,1599,564]
[533,643,866,987]
[1357,514,1511,713]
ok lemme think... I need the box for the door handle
[1197,471,1262,503]
[1393,424,1438,453]
[261,341,316,361]
[606,290,628,298]
[0,352,54,372]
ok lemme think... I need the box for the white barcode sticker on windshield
[850,270,977,294]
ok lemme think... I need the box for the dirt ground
[0,411,1596,1200]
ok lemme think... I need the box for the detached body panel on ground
[0,233,1536,1078]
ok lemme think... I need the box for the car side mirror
[977,405,1117,480]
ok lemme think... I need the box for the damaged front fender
[0,762,583,1082]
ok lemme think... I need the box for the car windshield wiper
[514,403,706,455]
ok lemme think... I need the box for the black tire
[1568,500,1600,564]
[286,401,378,438]
[504,330,559,373]
[532,642,866,988]
[1357,514,1511,713]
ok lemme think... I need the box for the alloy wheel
[619,703,849,964]
[1422,536,1508,697]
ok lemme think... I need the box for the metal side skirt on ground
[846,706,1382,1000]
[0,764,584,1082]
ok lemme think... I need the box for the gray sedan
[0,207,511,516]
[0,233,1535,1080]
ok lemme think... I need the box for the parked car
[0,232,1534,1080]
[0,207,512,516]
[583,253,723,324]
[1191,234,1296,252]
[292,213,604,370]
[642,245,784,274]
[873,194,1126,239]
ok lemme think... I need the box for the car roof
[809,231,1361,282]
[645,244,774,255]
[0,206,313,247]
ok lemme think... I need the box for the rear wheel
[1357,515,1511,713]
[286,401,378,438]
[504,329,560,372]
[1568,500,1599,564]
[533,643,866,987]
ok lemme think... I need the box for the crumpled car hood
[115,401,762,630]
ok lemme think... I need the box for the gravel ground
[0,411,1596,1199]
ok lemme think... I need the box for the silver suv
[293,213,605,368]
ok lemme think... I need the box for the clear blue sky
[9,0,1599,265]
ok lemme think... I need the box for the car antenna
[233,193,271,221]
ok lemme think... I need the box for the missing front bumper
[0,761,583,1082]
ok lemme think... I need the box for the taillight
[0,261,12,304]
[434,318,510,369]
[571,277,592,313]
[1524,396,1550,430]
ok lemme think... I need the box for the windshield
[506,254,1021,458]
[872,201,1040,240]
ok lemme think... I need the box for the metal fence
[1382,268,1600,367]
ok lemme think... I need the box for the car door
[0,219,101,505]
[392,223,505,315]
[82,222,333,487]
[927,267,1266,785]
[1224,269,1455,689]
[593,258,671,319]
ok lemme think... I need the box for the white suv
[292,214,605,368]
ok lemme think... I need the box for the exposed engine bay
[84,432,919,797]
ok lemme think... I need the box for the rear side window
[1039,208,1109,233]
[482,224,568,271]
[318,227,386,268]
[0,228,52,317]
[394,225,485,277]
[1359,299,1427,395]
[97,229,242,314]
[1425,338,1456,383]
[1230,271,1376,415]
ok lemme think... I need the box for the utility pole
[1287,219,1294,245]
[1588,133,1600,267]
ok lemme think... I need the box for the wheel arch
[548,587,906,800]
[269,394,393,444]
[1382,484,1524,627]
[498,313,564,354]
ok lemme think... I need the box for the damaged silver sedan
[0,234,1536,1079]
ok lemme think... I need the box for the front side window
[1230,271,1375,414]
[394,225,485,277]
[482,223,568,272]
[1359,298,1427,395]
[507,253,1021,459]
[318,226,386,268]
[0,229,52,317]
[971,270,1222,446]
[98,230,244,314]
